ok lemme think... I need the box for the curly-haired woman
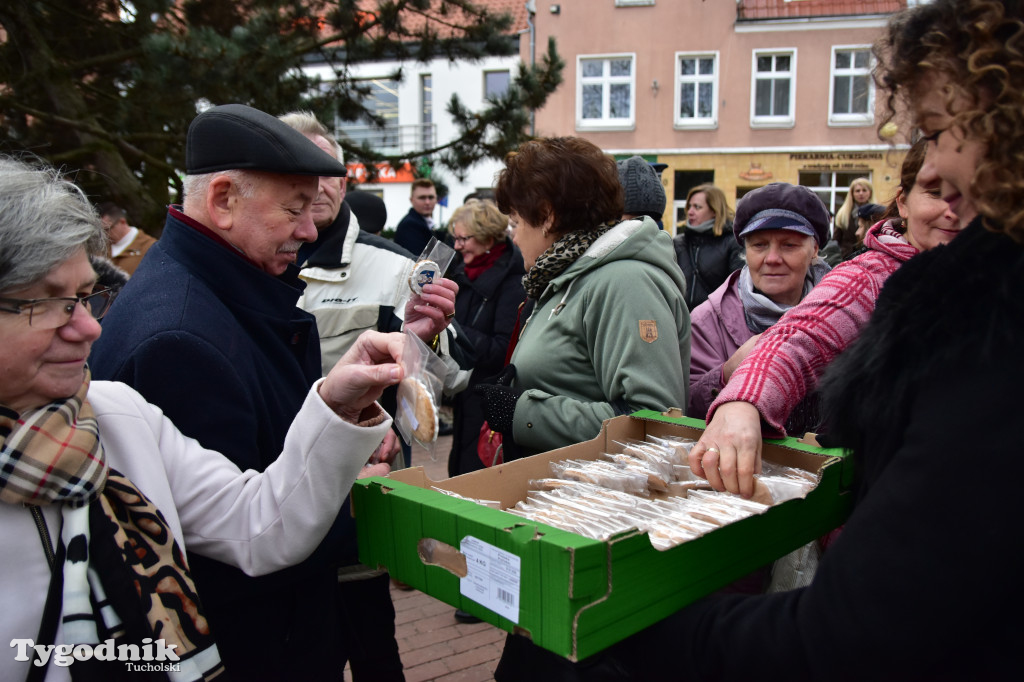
[495,2,1024,680]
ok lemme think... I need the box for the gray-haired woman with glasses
[0,288,118,329]
[0,156,403,682]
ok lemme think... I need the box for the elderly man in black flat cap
[91,104,456,680]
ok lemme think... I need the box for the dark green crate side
[419,492,467,601]
[353,478,397,571]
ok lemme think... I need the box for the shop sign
[346,162,416,183]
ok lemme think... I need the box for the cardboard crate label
[461,536,521,622]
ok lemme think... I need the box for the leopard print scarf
[522,224,614,299]
[0,371,223,680]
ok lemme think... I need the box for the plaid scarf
[521,223,613,299]
[0,371,223,681]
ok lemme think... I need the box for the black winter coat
[673,223,745,310]
[447,243,526,476]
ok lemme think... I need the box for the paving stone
[384,435,505,681]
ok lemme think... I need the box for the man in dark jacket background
[394,178,439,255]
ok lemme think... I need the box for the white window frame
[616,0,655,6]
[829,45,874,127]
[799,170,873,221]
[576,53,636,131]
[483,69,511,101]
[674,51,719,130]
[750,49,796,129]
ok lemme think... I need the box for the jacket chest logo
[639,320,658,343]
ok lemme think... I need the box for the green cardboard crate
[353,410,853,661]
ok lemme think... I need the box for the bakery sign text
[790,151,885,172]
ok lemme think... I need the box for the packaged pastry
[394,328,448,456]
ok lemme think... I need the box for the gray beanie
[616,156,666,219]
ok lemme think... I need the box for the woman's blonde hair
[448,198,508,245]
[875,0,1024,241]
[834,178,874,232]
[686,184,734,237]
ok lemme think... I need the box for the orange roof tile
[356,0,528,38]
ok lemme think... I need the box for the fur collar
[820,218,1024,491]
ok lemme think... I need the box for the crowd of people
[1,0,1020,679]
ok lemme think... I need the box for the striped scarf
[0,371,223,681]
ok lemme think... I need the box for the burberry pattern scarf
[0,371,223,681]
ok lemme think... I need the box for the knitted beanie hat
[616,156,666,219]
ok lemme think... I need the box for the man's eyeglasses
[0,288,119,329]
[452,235,474,244]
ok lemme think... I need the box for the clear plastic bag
[393,237,458,313]
[550,459,649,495]
[394,328,448,458]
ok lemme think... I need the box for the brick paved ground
[344,434,507,682]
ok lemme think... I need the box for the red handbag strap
[504,299,528,366]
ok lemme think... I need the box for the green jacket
[510,217,691,455]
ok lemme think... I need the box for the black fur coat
[820,216,1024,499]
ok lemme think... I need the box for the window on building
[484,70,511,100]
[830,46,873,126]
[672,170,715,232]
[798,170,872,220]
[751,50,796,128]
[615,0,655,6]
[577,54,635,130]
[675,52,718,128]
[337,77,400,152]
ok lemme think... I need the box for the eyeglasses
[0,288,119,329]
[452,235,474,244]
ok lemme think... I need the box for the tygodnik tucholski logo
[11,637,181,672]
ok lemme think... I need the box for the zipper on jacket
[26,503,56,570]
[688,243,701,306]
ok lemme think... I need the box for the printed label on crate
[459,536,521,622]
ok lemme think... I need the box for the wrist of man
[315,379,387,426]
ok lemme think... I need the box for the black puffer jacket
[447,242,526,476]
[673,222,745,310]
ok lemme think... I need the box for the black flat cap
[186,104,348,177]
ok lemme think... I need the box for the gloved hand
[476,364,521,434]
[477,384,522,434]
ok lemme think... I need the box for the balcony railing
[335,123,437,156]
